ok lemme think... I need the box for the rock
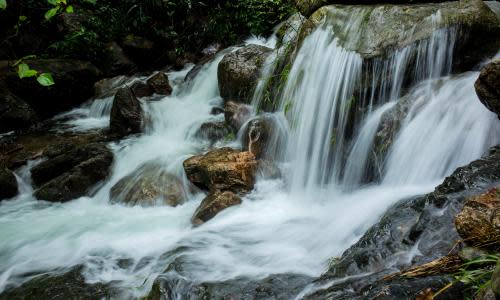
[0,266,115,300]
[210,106,224,115]
[0,59,101,119]
[242,116,279,159]
[301,0,500,70]
[109,87,143,137]
[475,59,500,119]
[191,191,242,225]
[0,168,18,200]
[309,145,500,298]
[0,88,38,133]
[148,272,312,300]
[492,262,500,296]
[32,143,113,202]
[130,80,154,98]
[455,187,500,249]
[183,148,258,193]
[224,101,252,131]
[195,121,233,145]
[110,163,186,207]
[103,42,136,76]
[94,75,130,99]
[217,44,272,103]
[147,72,172,96]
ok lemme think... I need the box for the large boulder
[308,145,500,298]
[0,59,101,119]
[109,87,143,137]
[455,187,500,249]
[300,0,500,70]
[217,45,272,103]
[0,88,38,133]
[183,148,258,193]
[110,163,186,207]
[0,167,18,200]
[475,59,500,119]
[191,190,242,225]
[32,143,113,202]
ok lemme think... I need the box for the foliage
[14,58,55,86]
[45,0,74,21]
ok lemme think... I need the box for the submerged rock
[455,187,500,250]
[0,88,38,133]
[300,0,499,69]
[191,190,242,225]
[0,266,115,300]
[475,59,500,119]
[183,148,258,193]
[194,121,233,145]
[0,59,101,119]
[110,87,143,137]
[110,163,186,207]
[218,44,272,103]
[0,167,18,200]
[309,145,500,298]
[224,101,252,131]
[32,143,113,202]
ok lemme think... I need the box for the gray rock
[218,45,272,103]
[110,87,143,137]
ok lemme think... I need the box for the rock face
[0,266,115,300]
[0,168,18,200]
[455,187,500,249]
[32,143,113,202]
[0,88,38,133]
[475,59,500,119]
[0,59,101,119]
[307,145,500,299]
[110,163,186,207]
[183,148,258,193]
[301,0,499,69]
[109,87,143,137]
[147,72,172,96]
[195,121,233,145]
[217,45,272,103]
[242,116,282,160]
[224,101,252,131]
[191,191,242,225]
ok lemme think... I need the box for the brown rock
[183,148,258,193]
[147,72,172,96]
[455,187,500,249]
[110,87,143,137]
[192,191,242,225]
[475,59,500,119]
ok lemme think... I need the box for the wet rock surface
[0,167,18,200]
[218,44,272,103]
[147,72,172,96]
[191,190,242,225]
[475,59,500,119]
[32,143,113,202]
[195,121,233,145]
[110,163,186,207]
[306,145,500,299]
[224,101,252,131]
[183,148,258,194]
[0,88,38,134]
[0,266,115,300]
[110,87,143,137]
[242,116,283,160]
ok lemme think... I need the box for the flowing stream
[0,13,499,300]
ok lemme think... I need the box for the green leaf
[37,73,55,86]
[19,15,27,22]
[18,64,37,78]
[47,0,57,5]
[45,7,59,20]
[65,5,74,13]
[0,0,6,10]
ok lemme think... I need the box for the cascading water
[0,7,499,300]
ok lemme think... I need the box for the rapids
[0,14,499,300]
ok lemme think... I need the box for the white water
[1,15,499,300]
